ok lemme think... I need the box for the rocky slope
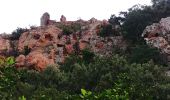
[142,17,170,65]
[0,12,125,71]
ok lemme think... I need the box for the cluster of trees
[99,24,121,37]
[1,0,170,99]
[109,0,170,43]
[107,0,170,66]
[0,51,170,99]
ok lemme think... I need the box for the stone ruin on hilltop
[0,12,125,71]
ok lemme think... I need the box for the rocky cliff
[0,12,125,71]
[142,17,170,65]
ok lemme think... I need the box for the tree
[11,28,28,40]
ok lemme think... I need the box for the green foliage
[61,23,81,35]
[99,24,120,37]
[80,89,93,99]
[0,56,15,67]
[0,53,169,99]
[18,96,26,100]
[6,57,15,66]
[59,53,170,99]
[23,46,31,56]
[109,0,170,43]
[1,1,170,99]
[121,5,155,43]
[82,49,95,64]
[127,45,166,65]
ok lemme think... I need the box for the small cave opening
[33,34,40,40]
[57,44,64,47]
[45,34,53,41]
[155,33,159,37]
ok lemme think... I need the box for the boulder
[142,17,170,54]
[26,51,54,71]
[89,17,97,23]
[15,55,26,68]
[0,36,11,55]
[60,15,66,22]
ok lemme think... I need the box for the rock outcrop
[142,17,170,65]
[0,12,125,71]
[0,36,11,55]
[40,12,50,26]
[16,25,62,70]
[60,15,66,22]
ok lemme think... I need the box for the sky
[0,0,151,33]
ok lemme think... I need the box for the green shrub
[99,24,120,37]
[0,51,169,100]
[23,46,31,56]
[61,23,81,35]
[127,45,166,65]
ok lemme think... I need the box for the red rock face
[0,36,11,55]
[16,25,62,70]
[9,13,125,71]
[142,17,170,54]
[18,26,61,52]
[15,55,26,68]
[79,41,89,50]
[26,51,54,71]
[142,17,170,66]
[65,44,74,54]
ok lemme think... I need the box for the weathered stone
[26,51,54,71]
[142,17,170,66]
[0,12,126,71]
[60,15,66,22]
[142,17,170,54]
[65,44,74,54]
[89,17,97,23]
[0,36,11,55]
[40,12,50,26]
[18,25,61,52]
[15,55,26,68]
[102,19,109,26]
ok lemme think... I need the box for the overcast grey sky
[0,0,151,33]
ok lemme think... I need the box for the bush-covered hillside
[0,52,170,100]
[1,0,170,100]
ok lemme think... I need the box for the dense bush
[60,23,81,35]
[23,46,31,56]
[99,24,120,37]
[108,0,170,43]
[1,1,170,100]
[0,52,169,99]
[107,0,169,66]
[10,28,28,40]
[127,45,167,65]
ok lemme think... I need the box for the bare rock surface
[40,12,50,26]
[142,17,170,66]
[142,17,170,54]
[0,12,125,71]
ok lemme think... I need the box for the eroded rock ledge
[0,12,125,71]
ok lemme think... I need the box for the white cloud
[0,0,151,33]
